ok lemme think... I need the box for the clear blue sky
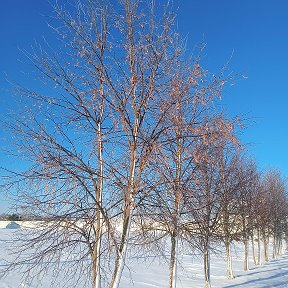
[0,0,288,211]
[176,1,288,176]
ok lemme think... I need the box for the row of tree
[135,144,288,288]
[1,1,287,288]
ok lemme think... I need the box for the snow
[0,228,287,288]
[0,221,43,229]
[5,222,21,229]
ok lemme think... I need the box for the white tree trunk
[257,229,261,265]
[168,133,181,288]
[91,220,103,288]
[225,239,233,279]
[244,239,249,271]
[263,235,269,262]
[109,147,136,288]
[204,245,211,288]
[92,100,104,288]
[109,211,133,288]
[109,247,128,288]
[169,233,178,288]
[272,234,277,259]
[277,238,282,256]
[95,262,101,288]
[251,233,257,265]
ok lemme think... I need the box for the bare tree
[153,64,227,288]
[216,150,243,279]
[233,159,258,272]
[190,141,222,288]
[181,117,240,288]
[262,170,287,259]
[2,1,268,288]
[0,1,187,287]
[133,60,235,287]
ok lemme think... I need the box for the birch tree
[1,1,251,287]
[262,170,287,259]
[216,151,243,279]
[190,141,221,288]
[1,1,184,287]
[154,62,226,288]
[234,160,258,271]
[184,117,239,288]
[133,54,234,287]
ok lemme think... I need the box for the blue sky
[0,0,288,211]
[177,1,288,175]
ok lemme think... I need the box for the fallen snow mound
[5,221,21,229]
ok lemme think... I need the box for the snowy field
[0,226,288,288]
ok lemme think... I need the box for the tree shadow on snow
[232,267,280,278]
[223,270,288,287]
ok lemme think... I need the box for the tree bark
[272,233,277,259]
[204,241,211,288]
[109,132,137,288]
[91,68,105,287]
[168,132,182,288]
[257,229,261,265]
[169,233,178,288]
[244,239,249,271]
[277,238,282,256]
[225,238,233,279]
[263,235,269,262]
[92,249,101,288]
[109,208,133,288]
[251,233,257,265]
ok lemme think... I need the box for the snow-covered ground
[120,248,288,288]
[0,227,287,288]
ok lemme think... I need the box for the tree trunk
[169,233,178,288]
[244,239,249,271]
[168,132,181,288]
[263,235,269,262]
[109,153,136,288]
[109,208,133,288]
[92,250,101,288]
[257,229,261,265]
[251,233,257,265]
[225,238,233,279]
[272,234,277,259]
[204,242,211,288]
[91,215,103,288]
[277,237,282,256]
[92,97,105,288]
[109,101,138,288]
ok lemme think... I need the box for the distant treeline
[0,214,44,221]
